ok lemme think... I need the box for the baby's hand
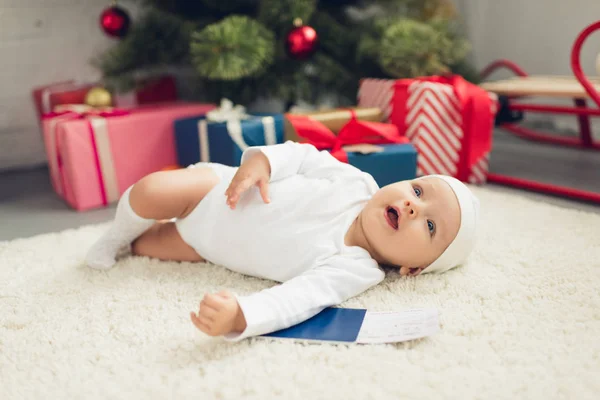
[190,290,247,336]
[225,151,271,209]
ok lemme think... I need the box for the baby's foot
[84,186,154,270]
[85,234,128,270]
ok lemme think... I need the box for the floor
[1,127,599,242]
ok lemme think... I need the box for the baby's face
[361,176,461,275]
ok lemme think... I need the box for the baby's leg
[85,166,219,269]
[128,166,220,221]
[130,222,203,262]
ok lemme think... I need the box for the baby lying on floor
[85,141,479,341]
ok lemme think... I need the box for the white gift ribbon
[196,99,277,163]
[261,116,276,148]
[89,117,120,204]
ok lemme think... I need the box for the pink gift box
[41,102,216,211]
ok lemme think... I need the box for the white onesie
[175,141,385,341]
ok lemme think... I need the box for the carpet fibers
[1,186,599,400]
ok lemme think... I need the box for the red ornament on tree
[100,2,131,38]
[285,18,319,60]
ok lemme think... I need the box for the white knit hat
[419,175,480,274]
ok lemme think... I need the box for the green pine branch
[190,15,275,80]
[310,11,357,61]
[378,19,452,77]
[257,0,317,33]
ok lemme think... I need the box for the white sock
[85,186,155,270]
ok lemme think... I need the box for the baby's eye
[413,186,422,197]
[427,220,436,235]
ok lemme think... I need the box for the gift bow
[47,104,130,119]
[197,99,277,162]
[206,98,251,122]
[42,104,131,206]
[286,109,409,163]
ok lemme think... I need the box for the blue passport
[263,307,367,343]
[260,307,440,344]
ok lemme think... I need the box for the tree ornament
[85,87,113,108]
[100,1,131,38]
[285,18,319,60]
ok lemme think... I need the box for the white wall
[457,0,600,77]
[0,0,139,171]
[455,0,600,132]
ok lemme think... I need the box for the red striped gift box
[358,75,498,184]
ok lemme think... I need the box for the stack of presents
[33,74,498,211]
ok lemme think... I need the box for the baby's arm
[191,256,384,340]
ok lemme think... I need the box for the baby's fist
[190,290,247,336]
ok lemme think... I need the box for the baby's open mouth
[385,206,399,230]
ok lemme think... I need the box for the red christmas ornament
[285,19,319,60]
[100,3,131,38]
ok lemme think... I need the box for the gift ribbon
[286,109,409,163]
[88,117,120,205]
[452,76,495,182]
[195,99,277,162]
[42,105,130,206]
[394,75,494,182]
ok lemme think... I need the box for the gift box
[285,111,417,187]
[112,75,178,108]
[358,75,498,184]
[41,102,216,211]
[32,81,96,120]
[344,143,417,187]
[174,99,285,167]
[33,75,179,121]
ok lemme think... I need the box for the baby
[85,141,479,341]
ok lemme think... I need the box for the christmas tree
[94,0,476,109]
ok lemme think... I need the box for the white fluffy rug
[2,186,600,400]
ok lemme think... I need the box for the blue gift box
[343,143,417,187]
[174,113,285,167]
